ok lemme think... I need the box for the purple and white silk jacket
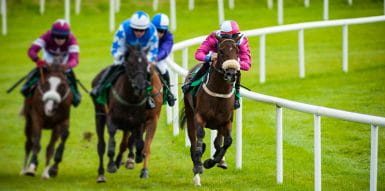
[28,30,80,68]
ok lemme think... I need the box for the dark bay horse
[180,36,241,186]
[91,45,163,183]
[21,63,73,179]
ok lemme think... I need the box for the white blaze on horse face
[44,100,55,117]
[42,77,62,103]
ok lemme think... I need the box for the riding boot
[181,62,210,94]
[20,68,40,97]
[66,70,81,107]
[234,72,241,110]
[145,79,156,109]
[161,71,176,106]
[90,65,118,98]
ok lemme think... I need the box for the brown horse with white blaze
[21,63,73,179]
[180,36,241,186]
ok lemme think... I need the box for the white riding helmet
[130,11,150,30]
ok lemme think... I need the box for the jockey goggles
[156,28,167,34]
[220,33,240,39]
[52,33,69,40]
[133,28,146,33]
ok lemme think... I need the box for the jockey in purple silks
[181,20,252,109]
[21,19,81,107]
[151,13,176,107]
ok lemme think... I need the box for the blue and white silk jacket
[111,19,159,65]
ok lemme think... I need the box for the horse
[180,36,241,186]
[20,63,73,179]
[91,45,163,183]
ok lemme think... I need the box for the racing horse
[91,45,163,182]
[180,36,241,186]
[21,63,73,179]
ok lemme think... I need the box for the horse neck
[205,66,233,94]
[116,73,146,101]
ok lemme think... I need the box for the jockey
[21,19,81,107]
[181,20,251,109]
[151,13,176,107]
[90,11,159,109]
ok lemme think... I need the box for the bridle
[202,38,239,98]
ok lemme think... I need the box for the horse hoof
[97,175,107,183]
[203,159,216,169]
[48,166,58,177]
[107,163,118,173]
[135,155,143,163]
[23,164,37,176]
[193,174,201,186]
[42,166,51,179]
[217,160,228,169]
[125,158,135,169]
[140,168,149,178]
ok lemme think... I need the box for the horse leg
[134,126,145,164]
[125,134,135,169]
[48,121,70,178]
[139,118,158,179]
[204,123,232,169]
[21,115,33,175]
[95,113,107,183]
[106,122,118,173]
[115,130,129,169]
[213,135,227,169]
[25,118,42,176]
[203,133,228,169]
[41,128,60,179]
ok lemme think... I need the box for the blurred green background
[0,0,384,190]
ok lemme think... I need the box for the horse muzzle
[224,69,237,83]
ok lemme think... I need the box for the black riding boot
[66,70,81,107]
[90,65,119,98]
[181,62,210,94]
[20,68,40,97]
[234,72,241,110]
[161,71,176,106]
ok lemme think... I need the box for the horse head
[214,35,241,83]
[39,63,71,116]
[123,45,151,96]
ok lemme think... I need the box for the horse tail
[179,105,186,130]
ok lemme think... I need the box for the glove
[36,59,45,68]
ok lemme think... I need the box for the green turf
[0,0,384,190]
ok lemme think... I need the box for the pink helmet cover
[220,20,240,35]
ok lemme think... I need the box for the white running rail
[172,15,385,83]
[165,15,385,191]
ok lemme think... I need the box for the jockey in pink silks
[182,20,251,109]
[21,19,81,107]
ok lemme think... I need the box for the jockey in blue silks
[151,13,176,107]
[91,11,159,108]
